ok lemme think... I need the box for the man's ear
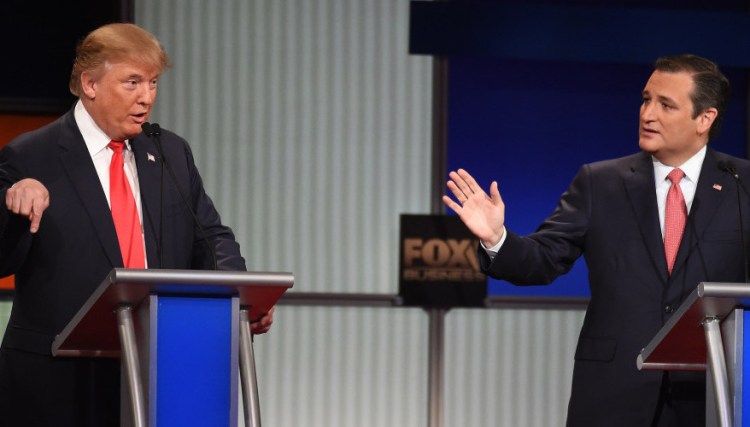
[697,108,718,136]
[80,71,97,100]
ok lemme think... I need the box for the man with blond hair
[0,23,273,425]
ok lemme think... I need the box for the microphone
[140,122,165,268]
[141,122,218,270]
[718,160,749,282]
[141,122,158,138]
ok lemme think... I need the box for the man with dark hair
[0,23,273,426]
[444,54,747,426]
[653,54,730,141]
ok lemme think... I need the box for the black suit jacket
[0,109,246,425]
[481,148,750,426]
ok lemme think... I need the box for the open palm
[442,169,505,247]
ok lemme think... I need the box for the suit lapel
[56,112,122,267]
[670,148,731,276]
[624,152,669,284]
[132,134,163,268]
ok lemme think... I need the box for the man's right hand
[442,168,505,248]
[5,178,49,233]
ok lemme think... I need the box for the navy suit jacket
[0,109,246,425]
[481,148,750,426]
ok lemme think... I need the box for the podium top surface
[637,282,750,371]
[52,268,293,357]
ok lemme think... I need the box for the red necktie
[664,168,687,275]
[109,141,146,268]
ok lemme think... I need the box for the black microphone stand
[141,123,218,270]
[720,161,749,283]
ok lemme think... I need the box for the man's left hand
[250,306,275,335]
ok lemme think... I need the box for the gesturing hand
[5,178,50,234]
[442,168,505,248]
[250,306,275,335]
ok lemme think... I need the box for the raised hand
[442,169,505,247]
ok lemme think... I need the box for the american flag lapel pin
[147,153,156,162]
[713,184,722,191]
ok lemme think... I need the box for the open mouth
[131,112,148,122]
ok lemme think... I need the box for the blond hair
[69,23,171,96]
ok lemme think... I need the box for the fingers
[456,168,481,194]
[447,170,471,201]
[442,194,461,214]
[445,179,465,204]
[446,169,489,204]
[29,199,46,234]
[489,181,503,206]
[5,179,50,233]
[250,306,275,335]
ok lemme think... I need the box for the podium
[51,268,293,427]
[637,282,750,427]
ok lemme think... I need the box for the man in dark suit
[0,23,274,425]
[443,55,749,426]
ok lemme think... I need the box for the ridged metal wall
[249,306,429,426]
[445,308,584,427]
[136,0,433,294]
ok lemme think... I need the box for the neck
[653,143,708,168]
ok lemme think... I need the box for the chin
[639,138,661,154]
[124,128,144,139]
[638,141,653,153]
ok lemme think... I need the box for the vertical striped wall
[134,1,440,425]
[136,0,433,294]
[249,306,429,427]
[445,308,584,426]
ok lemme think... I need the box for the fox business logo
[402,238,485,282]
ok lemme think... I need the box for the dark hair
[654,55,730,141]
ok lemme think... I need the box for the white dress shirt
[652,146,705,239]
[73,100,147,264]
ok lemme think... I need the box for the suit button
[664,305,674,313]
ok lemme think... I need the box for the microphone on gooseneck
[141,122,218,270]
[719,161,750,200]
[718,160,749,283]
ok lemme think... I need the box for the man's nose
[138,85,155,105]
[640,103,654,121]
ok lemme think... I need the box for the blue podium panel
[155,296,236,426]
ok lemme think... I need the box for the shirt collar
[652,145,707,185]
[73,100,131,156]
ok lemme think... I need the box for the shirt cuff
[480,226,507,261]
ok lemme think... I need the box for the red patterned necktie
[664,168,687,275]
[109,141,146,268]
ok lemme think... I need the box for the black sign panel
[399,215,487,307]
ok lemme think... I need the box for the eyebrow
[642,90,677,105]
